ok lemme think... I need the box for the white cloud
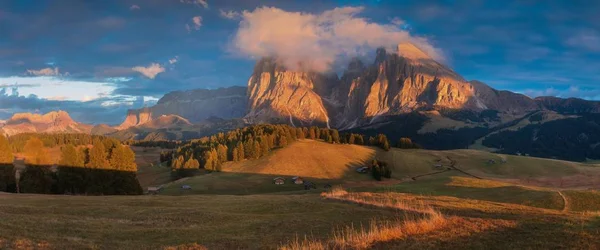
[566,29,600,52]
[180,0,208,9]
[522,86,600,100]
[169,57,179,64]
[219,9,240,20]
[26,67,61,76]
[232,6,443,72]
[132,63,165,79]
[130,5,140,10]
[390,17,405,27]
[192,16,202,30]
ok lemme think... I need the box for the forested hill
[0,133,142,195]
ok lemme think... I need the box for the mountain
[118,86,247,129]
[0,111,92,136]
[245,43,543,130]
[108,117,246,141]
[245,57,337,127]
[241,43,600,161]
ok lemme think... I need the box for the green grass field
[369,173,565,210]
[3,140,600,249]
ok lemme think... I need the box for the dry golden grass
[280,188,447,250]
[222,140,376,179]
[163,243,208,250]
[0,237,52,250]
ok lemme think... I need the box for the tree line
[167,124,420,178]
[0,134,142,195]
[8,133,119,153]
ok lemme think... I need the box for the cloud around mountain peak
[232,6,444,72]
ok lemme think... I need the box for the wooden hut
[273,177,285,185]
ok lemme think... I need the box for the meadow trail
[558,191,569,212]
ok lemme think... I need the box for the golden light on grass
[280,187,447,250]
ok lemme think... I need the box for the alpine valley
[3,43,600,161]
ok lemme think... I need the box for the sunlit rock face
[245,43,553,129]
[1,110,92,136]
[245,57,336,128]
[118,86,247,129]
[333,43,486,128]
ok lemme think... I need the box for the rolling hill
[3,140,600,249]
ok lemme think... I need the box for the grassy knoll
[222,140,376,180]
[377,147,600,189]
[371,174,565,210]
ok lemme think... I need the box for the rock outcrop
[1,110,92,136]
[245,57,337,127]
[245,43,591,129]
[118,86,247,129]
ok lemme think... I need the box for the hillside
[222,140,375,179]
[3,140,600,249]
[2,179,599,249]
[161,140,600,196]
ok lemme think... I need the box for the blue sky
[1,0,599,124]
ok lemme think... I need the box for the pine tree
[59,144,80,167]
[0,134,13,164]
[349,134,355,144]
[210,148,219,171]
[109,145,137,171]
[244,138,254,159]
[296,128,305,139]
[217,144,228,163]
[232,148,239,162]
[355,134,364,145]
[309,128,316,140]
[23,137,50,165]
[87,140,109,169]
[382,140,390,151]
[277,135,288,147]
[369,136,376,146]
[172,155,184,169]
[259,137,269,157]
[237,142,245,160]
[331,130,340,144]
[253,141,261,159]
[202,150,214,170]
[183,158,199,169]
[122,146,137,171]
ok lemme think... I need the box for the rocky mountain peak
[2,110,91,136]
[397,42,432,61]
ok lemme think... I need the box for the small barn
[292,176,304,184]
[147,186,162,194]
[273,177,285,185]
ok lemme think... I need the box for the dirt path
[558,191,569,212]
[446,157,482,179]
[411,169,452,180]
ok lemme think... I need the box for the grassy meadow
[2,140,600,249]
